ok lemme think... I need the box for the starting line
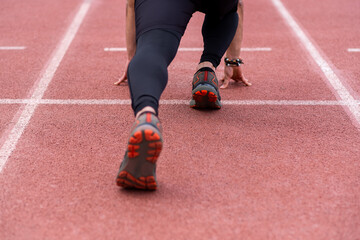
[104,47,272,52]
[0,98,359,106]
[0,46,26,50]
[347,48,360,52]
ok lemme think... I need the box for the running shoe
[116,112,163,190]
[190,67,221,109]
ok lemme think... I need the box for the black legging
[128,0,239,115]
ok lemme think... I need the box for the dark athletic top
[134,0,238,38]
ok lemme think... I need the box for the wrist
[224,57,244,67]
[127,49,135,60]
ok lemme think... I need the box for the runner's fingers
[114,73,128,85]
[240,76,252,86]
[220,78,231,89]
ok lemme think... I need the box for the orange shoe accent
[118,171,127,178]
[209,72,218,88]
[129,131,143,144]
[146,113,152,123]
[144,129,161,141]
[146,176,156,183]
[148,142,162,148]
[193,73,200,86]
[146,156,158,163]
[127,151,139,158]
[193,90,208,102]
[117,171,157,190]
[199,90,208,96]
[147,183,157,190]
[193,96,200,103]
[127,152,139,158]
[147,150,158,155]
[128,144,140,158]
[146,140,162,163]
[126,173,146,187]
[208,92,217,102]
[128,144,140,151]
[117,179,134,188]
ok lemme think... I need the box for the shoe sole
[116,124,162,190]
[190,84,221,109]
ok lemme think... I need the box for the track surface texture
[1,0,360,239]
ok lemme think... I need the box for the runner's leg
[128,29,180,116]
[200,0,239,68]
[190,0,239,109]
[128,0,196,116]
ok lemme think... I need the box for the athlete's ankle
[135,106,156,119]
[196,61,215,72]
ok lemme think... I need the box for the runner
[115,0,250,190]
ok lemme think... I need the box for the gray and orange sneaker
[116,112,163,190]
[190,67,221,109]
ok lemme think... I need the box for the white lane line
[348,48,360,52]
[0,46,26,50]
[222,100,360,106]
[104,47,272,52]
[241,48,272,52]
[0,0,92,172]
[270,0,360,127]
[104,47,126,51]
[0,98,359,106]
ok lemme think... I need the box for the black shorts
[135,0,238,39]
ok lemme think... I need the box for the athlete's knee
[129,50,167,80]
[136,29,180,65]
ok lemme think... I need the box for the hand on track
[114,60,129,85]
[220,65,251,89]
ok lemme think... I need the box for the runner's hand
[114,59,130,85]
[220,65,251,89]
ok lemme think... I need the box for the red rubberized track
[1,0,359,239]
